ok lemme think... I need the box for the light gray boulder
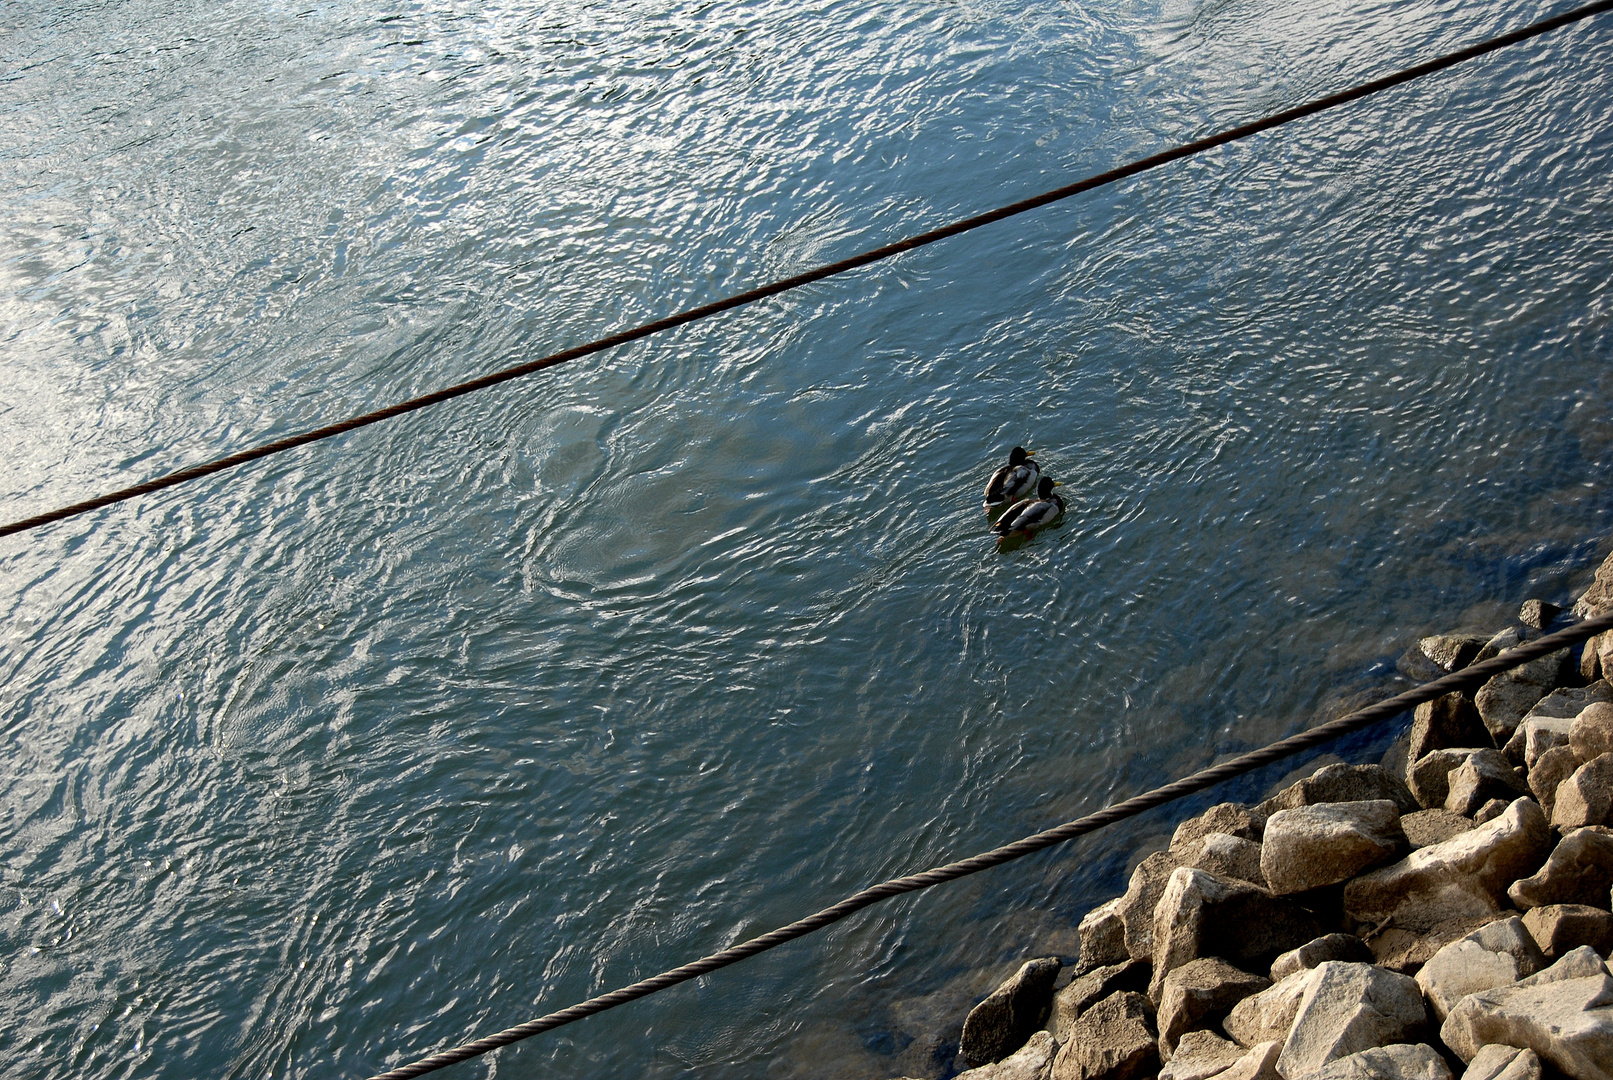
[1051,990,1158,1080]
[1475,627,1538,666]
[1445,751,1531,817]
[1150,868,1326,1002]
[1530,745,1582,820]
[1572,702,1613,763]
[1343,799,1553,935]
[1225,969,1312,1048]
[1409,750,1490,812]
[962,957,1063,1065]
[1400,809,1473,849]
[1261,801,1407,896]
[1118,851,1185,961]
[1220,1041,1283,1080]
[957,1030,1060,1080]
[1413,917,1548,1022]
[1157,958,1270,1060]
[1309,1044,1453,1080]
[1503,716,1575,770]
[1160,1030,1246,1080]
[1553,753,1613,829]
[1410,694,1491,765]
[1051,960,1152,1043]
[1275,962,1428,1080]
[1270,935,1375,983]
[1418,635,1487,673]
[1362,912,1509,974]
[1476,644,1573,746]
[1508,826,1613,910]
[1265,764,1419,817]
[1521,904,1613,960]
[1190,833,1267,888]
[1459,1046,1542,1080]
[1173,804,1267,856]
[1474,799,1511,825]
[1439,946,1613,1079]
[1079,898,1130,971]
[1520,600,1561,630]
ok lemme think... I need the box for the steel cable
[5,0,1611,542]
[362,608,1613,1079]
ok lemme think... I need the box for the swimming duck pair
[982,446,1064,537]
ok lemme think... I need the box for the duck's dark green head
[1037,476,1062,499]
[1009,446,1032,466]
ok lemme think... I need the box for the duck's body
[983,447,1038,510]
[991,476,1065,537]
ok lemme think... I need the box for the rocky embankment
[893,549,1613,1080]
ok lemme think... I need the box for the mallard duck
[982,447,1039,511]
[991,476,1065,537]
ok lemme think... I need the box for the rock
[962,958,1063,1065]
[1275,962,1429,1079]
[1502,716,1576,770]
[1261,801,1408,896]
[1162,1030,1247,1080]
[1439,946,1613,1078]
[1225,969,1312,1047]
[1572,704,1613,763]
[1174,805,1267,856]
[1445,751,1532,816]
[1419,635,1489,673]
[1080,899,1131,971]
[1473,798,1510,824]
[1362,912,1509,974]
[1522,905,1613,960]
[1264,764,1419,817]
[1584,631,1613,684]
[1475,627,1540,666]
[1459,1046,1541,1080]
[1052,961,1153,1043]
[1051,990,1159,1080]
[1309,1043,1454,1080]
[1413,917,1548,1022]
[1344,799,1553,935]
[1409,750,1489,812]
[1524,681,1613,723]
[957,1030,1060,1080]
[1118,852,1185,961]
[1554,754,1613,829]
[1530,745,1582,819]
[1157,958,1271,1060]
[1220,1041,1284,1080]
[1271,935,1375,983]
[1476,646,1574,747]
[1190,834,1268,888]
[1509,827,1613,909]
[1400,810,1473,849]
[1520,600,1562,631]
[1574,548,1613,619]
[1150,869,1326,1002]
[1410,694,1492,765]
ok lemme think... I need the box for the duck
[982,446,1039,511]
[991,476,1065,537]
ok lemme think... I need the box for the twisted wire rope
[5,0,1611,542]
[364,608,1613,1079]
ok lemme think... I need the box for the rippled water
[2,0,1611,1077]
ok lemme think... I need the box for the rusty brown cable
[362,609,1613,1080]
[6,0,1613,543]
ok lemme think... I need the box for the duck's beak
[1052,481,1063,487]
[1026,450,1036,456]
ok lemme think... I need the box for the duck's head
[1009,446,1034,466]
[1037,476,1063,499]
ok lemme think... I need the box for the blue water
[2,1,1611,1077]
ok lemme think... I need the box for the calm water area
[2,0,1612,1077]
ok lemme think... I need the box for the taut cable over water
[3,0,1609,543]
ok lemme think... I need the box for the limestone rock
[1459,1046,1541,1080]
[957,1030,1060,1080]
[1474,799,1511,824]
[1439,947,1613,1078]
[1271,935,1375,983]
[1220,1041,1283,1080]
[1052,961,1152,1044]
[1400,810,1473,849]
[1508,827,1613,910]
[1343,799,1553,935]
[1577,547,1613,618]
[1225,969,1313,1048]
[1275,962,1429,1079]
[1411,694,1492,766]
[1362,912,1509,974]
[1051,991,1158,1080]
[1409,750,1489,812]
[1261,801,1407,896]
[1476,647,1573,747]
[1572,703,1613,763]
[1150,868,1326,1002]
[1445,750,1532,816]
[1118,851,1185,961]
[1413,917,1548,1022]
[1530,745,1582,819]
[1309,1043,1453,1080]
[1080,899,1130,971]
[1173,804,1267,856]
[1554,754,1613,829]
[962,958,1063,1065]
[1584,631,1613,684]
[1158,958,1271,1060]
[1475,627,1540,666]
[1265,764,1419,817]
[1162,1030,1246,1080]
[1520,600,1561,631]
[1522,905,1613,960]
[1190,833,1267,888]
[1418,635,1487,673]
[1503,716,1574,769]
